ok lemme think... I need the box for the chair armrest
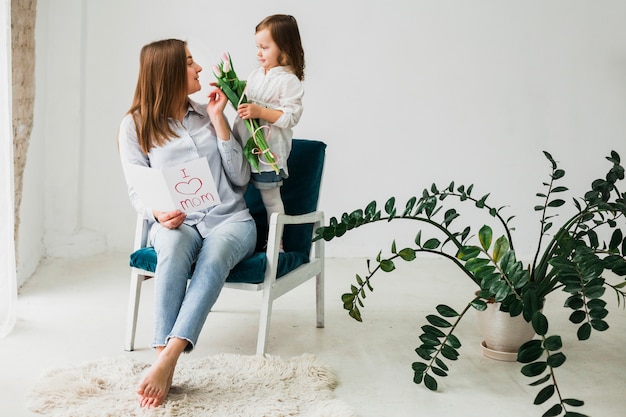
[266,210,324,253]
[264,210,325,285]
[270,210,324,227]
[132,215,150,251]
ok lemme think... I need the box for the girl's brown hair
[128,39,188,154]
[256,15,305,81]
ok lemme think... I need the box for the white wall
[18,0,626,280]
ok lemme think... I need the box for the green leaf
[529,374,552,386]
[519,339,542,352]
[564,295,584,310]
[426,315,452,328]
[415,346,435,360]
[492,236,509,263]
[552,168,565,179]
[436,304,459,317]
[589,308,608,320]
[380,260,395,272]
[585,285,605,299]
[446,334,462,349]
[521,361,547,377]
[542,404,562,417]
[421,325,446,338]
[413,371,424,384]
[465,257,490,271]
[384,197,396,215]
[532,312,549,336]
[587,298,607,310]
[423,238,441,250]
[411,362,427,373]
[435,357,449,371]
[591,319,609,332]
[534,384,555,405]
[414,230,422,246]
[471,298,488,311]
[546,352,566,368]
[348,307,362,322]
[577,323,592,340]
[476,194,490,208]
[609,229,623,250]
[543,151,556,168]
[403,197,417,216]
[517,345,544,363]
[398,248,416,261]
[562,398,585,407]
[443,209,459,226]
[440,344,460,360]
[547,199,565,207]
[431,366,448,377]
[478,225,493,251]
[457,246,480,260]
[569,310,586,324]
[364,202,378,221]
[543,335,563,351]
[423,373,438,391]
[419,333,441,346]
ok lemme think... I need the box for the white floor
[1,251,625,417]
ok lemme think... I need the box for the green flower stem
[242,118,279,173]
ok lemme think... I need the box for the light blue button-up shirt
[118,100,252,238]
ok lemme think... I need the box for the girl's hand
[237,103,259,120]
[238,103,282,123]
[153,209,186,229]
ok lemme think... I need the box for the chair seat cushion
[130,247,309,285]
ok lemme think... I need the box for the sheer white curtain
[0,0,17,338]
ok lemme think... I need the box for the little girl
[235,14,305,225]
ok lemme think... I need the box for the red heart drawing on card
[175,178,203,195]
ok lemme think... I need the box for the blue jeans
[150,219,256,351]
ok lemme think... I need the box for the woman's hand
[153,209,186,229]
[207,87,228,118]
[207,87,232,140]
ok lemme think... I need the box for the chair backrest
[244,139,326,255]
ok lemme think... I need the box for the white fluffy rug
[27,353,357,417]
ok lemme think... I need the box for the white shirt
[233,66,304,175]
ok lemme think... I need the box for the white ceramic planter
[476,301,536,361]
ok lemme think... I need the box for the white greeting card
[124,157,221,213]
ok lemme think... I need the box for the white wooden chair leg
[256,289,274,356]
[125,272,143,351]
[316,271,325,328]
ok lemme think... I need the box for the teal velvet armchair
[125,139,327,355]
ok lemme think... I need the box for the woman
[118,39,256,408]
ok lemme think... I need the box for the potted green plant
[314,151,626,417]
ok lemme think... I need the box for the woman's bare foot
[136,338,188,408]
[136,358,174,408]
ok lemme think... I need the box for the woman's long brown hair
[128,39,188,154]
